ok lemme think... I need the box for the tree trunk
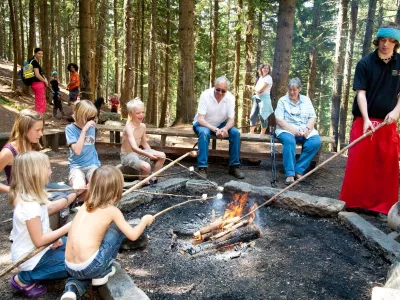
[49,0,55,78]
[55,0,62,82]
[140,0,145,98]
[376,0,383,28]
[361,0,377,57]
[174,0,195,125]
[146,0,157,125]
[233,0,242,126]
[255,11,262,69]
[90,0,95,100]
[329,0,349,151]
[339,0,358,146]
[120,0,134,118]
[79,0,92,100]
[271,0,296,107]
[0,3,5,58]
[159,0,171,127]
[18,0,24,63]
[209,0,219,87]
[113,0,119,94]
[306,0,321,102]
[397,2,400,24]
[241,0,255,131]
[64,21,70,84]
[224,0,231,75]
[8,0,18,90]
[95,0,109,98]
[133,0,140,97]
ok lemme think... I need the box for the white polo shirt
[193,87,235,127]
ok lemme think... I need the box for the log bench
[0,128,66,151]
[95,124,334,166]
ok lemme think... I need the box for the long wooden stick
[154,195,215,218]
[236,121,388,222]
[122,150,197,196]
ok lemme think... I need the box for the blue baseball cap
[51,71,58,76]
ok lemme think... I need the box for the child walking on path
[49,71,64,118]
[9,152,71,298]
[120,99,166,184]
[61,165,154,299]
[65,100,100,193]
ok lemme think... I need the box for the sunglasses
[215,88,227,94]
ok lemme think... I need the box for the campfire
[184,193,261,255]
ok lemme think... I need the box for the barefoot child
[61,165,154,299]
[0,109,76,215]
[9,152,71,298]
[120,99,166,184]
[65,100,100,193]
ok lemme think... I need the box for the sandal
[10,275,47,298]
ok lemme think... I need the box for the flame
[248,202,258,224]
[223,193,248,220]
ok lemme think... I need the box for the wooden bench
[0,128,65,151]
[95,124,334,166]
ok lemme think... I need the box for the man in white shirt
[192,76,245,179]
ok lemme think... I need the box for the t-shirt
[109,97,120,109]
[30,59,43,83]
[255,74,273,95]
[68,72,80,91]
[193,87,235,127]
[50,78,60,93]
[65,124,100,169]
[11,200,51,270]
[352,50,400,119]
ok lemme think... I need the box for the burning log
[193,216,240,239]
[210,220,249,241]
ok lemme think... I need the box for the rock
[388,203,400,232]
[385,261,400,289]
[119,234,148,251]
[186,179,218,195]
[371,286,400,300]
[224,180,345,217]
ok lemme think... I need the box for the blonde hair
[9,151,50,206]
[9,109,44,152]
[73,100,97,125]
[127,98,144,114]
[85,165,124,212]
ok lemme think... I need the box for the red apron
[339,117,399,214]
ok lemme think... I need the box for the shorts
[69,87,79,102]
[69,165,98,185]
[120,150,154,171]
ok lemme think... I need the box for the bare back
[121,122,146,153]
[65,204,118,263]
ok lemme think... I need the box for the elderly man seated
[275,77,321,185]
[192,76,245,179]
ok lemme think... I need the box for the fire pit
[121,179,388,299]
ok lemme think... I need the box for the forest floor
[0,59,396,299]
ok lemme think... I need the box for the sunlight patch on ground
[153,283,195,295]
[130,268,152,277]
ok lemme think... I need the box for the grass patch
[0,95,22,111]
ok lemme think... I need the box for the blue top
[65,124,100,170]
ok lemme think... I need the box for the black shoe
[198,168,208,179]
[229,166,245,179]
[61,284,79,300]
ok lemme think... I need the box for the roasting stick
[0,246,46,278]
[234,121,388,224]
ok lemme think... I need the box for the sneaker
[92,266,116,286]
[198,168,208,179]
[61,285,78,300]
[228,166,245,179]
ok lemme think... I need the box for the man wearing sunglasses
[193,76,245,179]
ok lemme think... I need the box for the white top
[193,87,235,127]
[11,200,51,271]
[275,93,319,139]
[255,74,273,95]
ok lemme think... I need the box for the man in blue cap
[340,22,400,221]
[50,71,64,118]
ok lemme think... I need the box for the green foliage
[0,96,22,111]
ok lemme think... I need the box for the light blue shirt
[275,94,318,138]
[65,124,100,170]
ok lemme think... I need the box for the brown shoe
[198,168,208,179]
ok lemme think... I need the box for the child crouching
[61,165,154,299]
[9,152,71,298]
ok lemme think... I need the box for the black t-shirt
[30,58,43,82]
[50,79,59,92]
[352,49,400,119]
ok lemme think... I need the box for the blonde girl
[65,100,100,192]
[9,152,71,298]
[61,165,154,299]
[0,109,76,213]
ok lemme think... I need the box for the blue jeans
[64,223,125,297]
[278,133,321,177]
[46,182,76,202]
[19,237,68,284]
[193,121,241,168]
